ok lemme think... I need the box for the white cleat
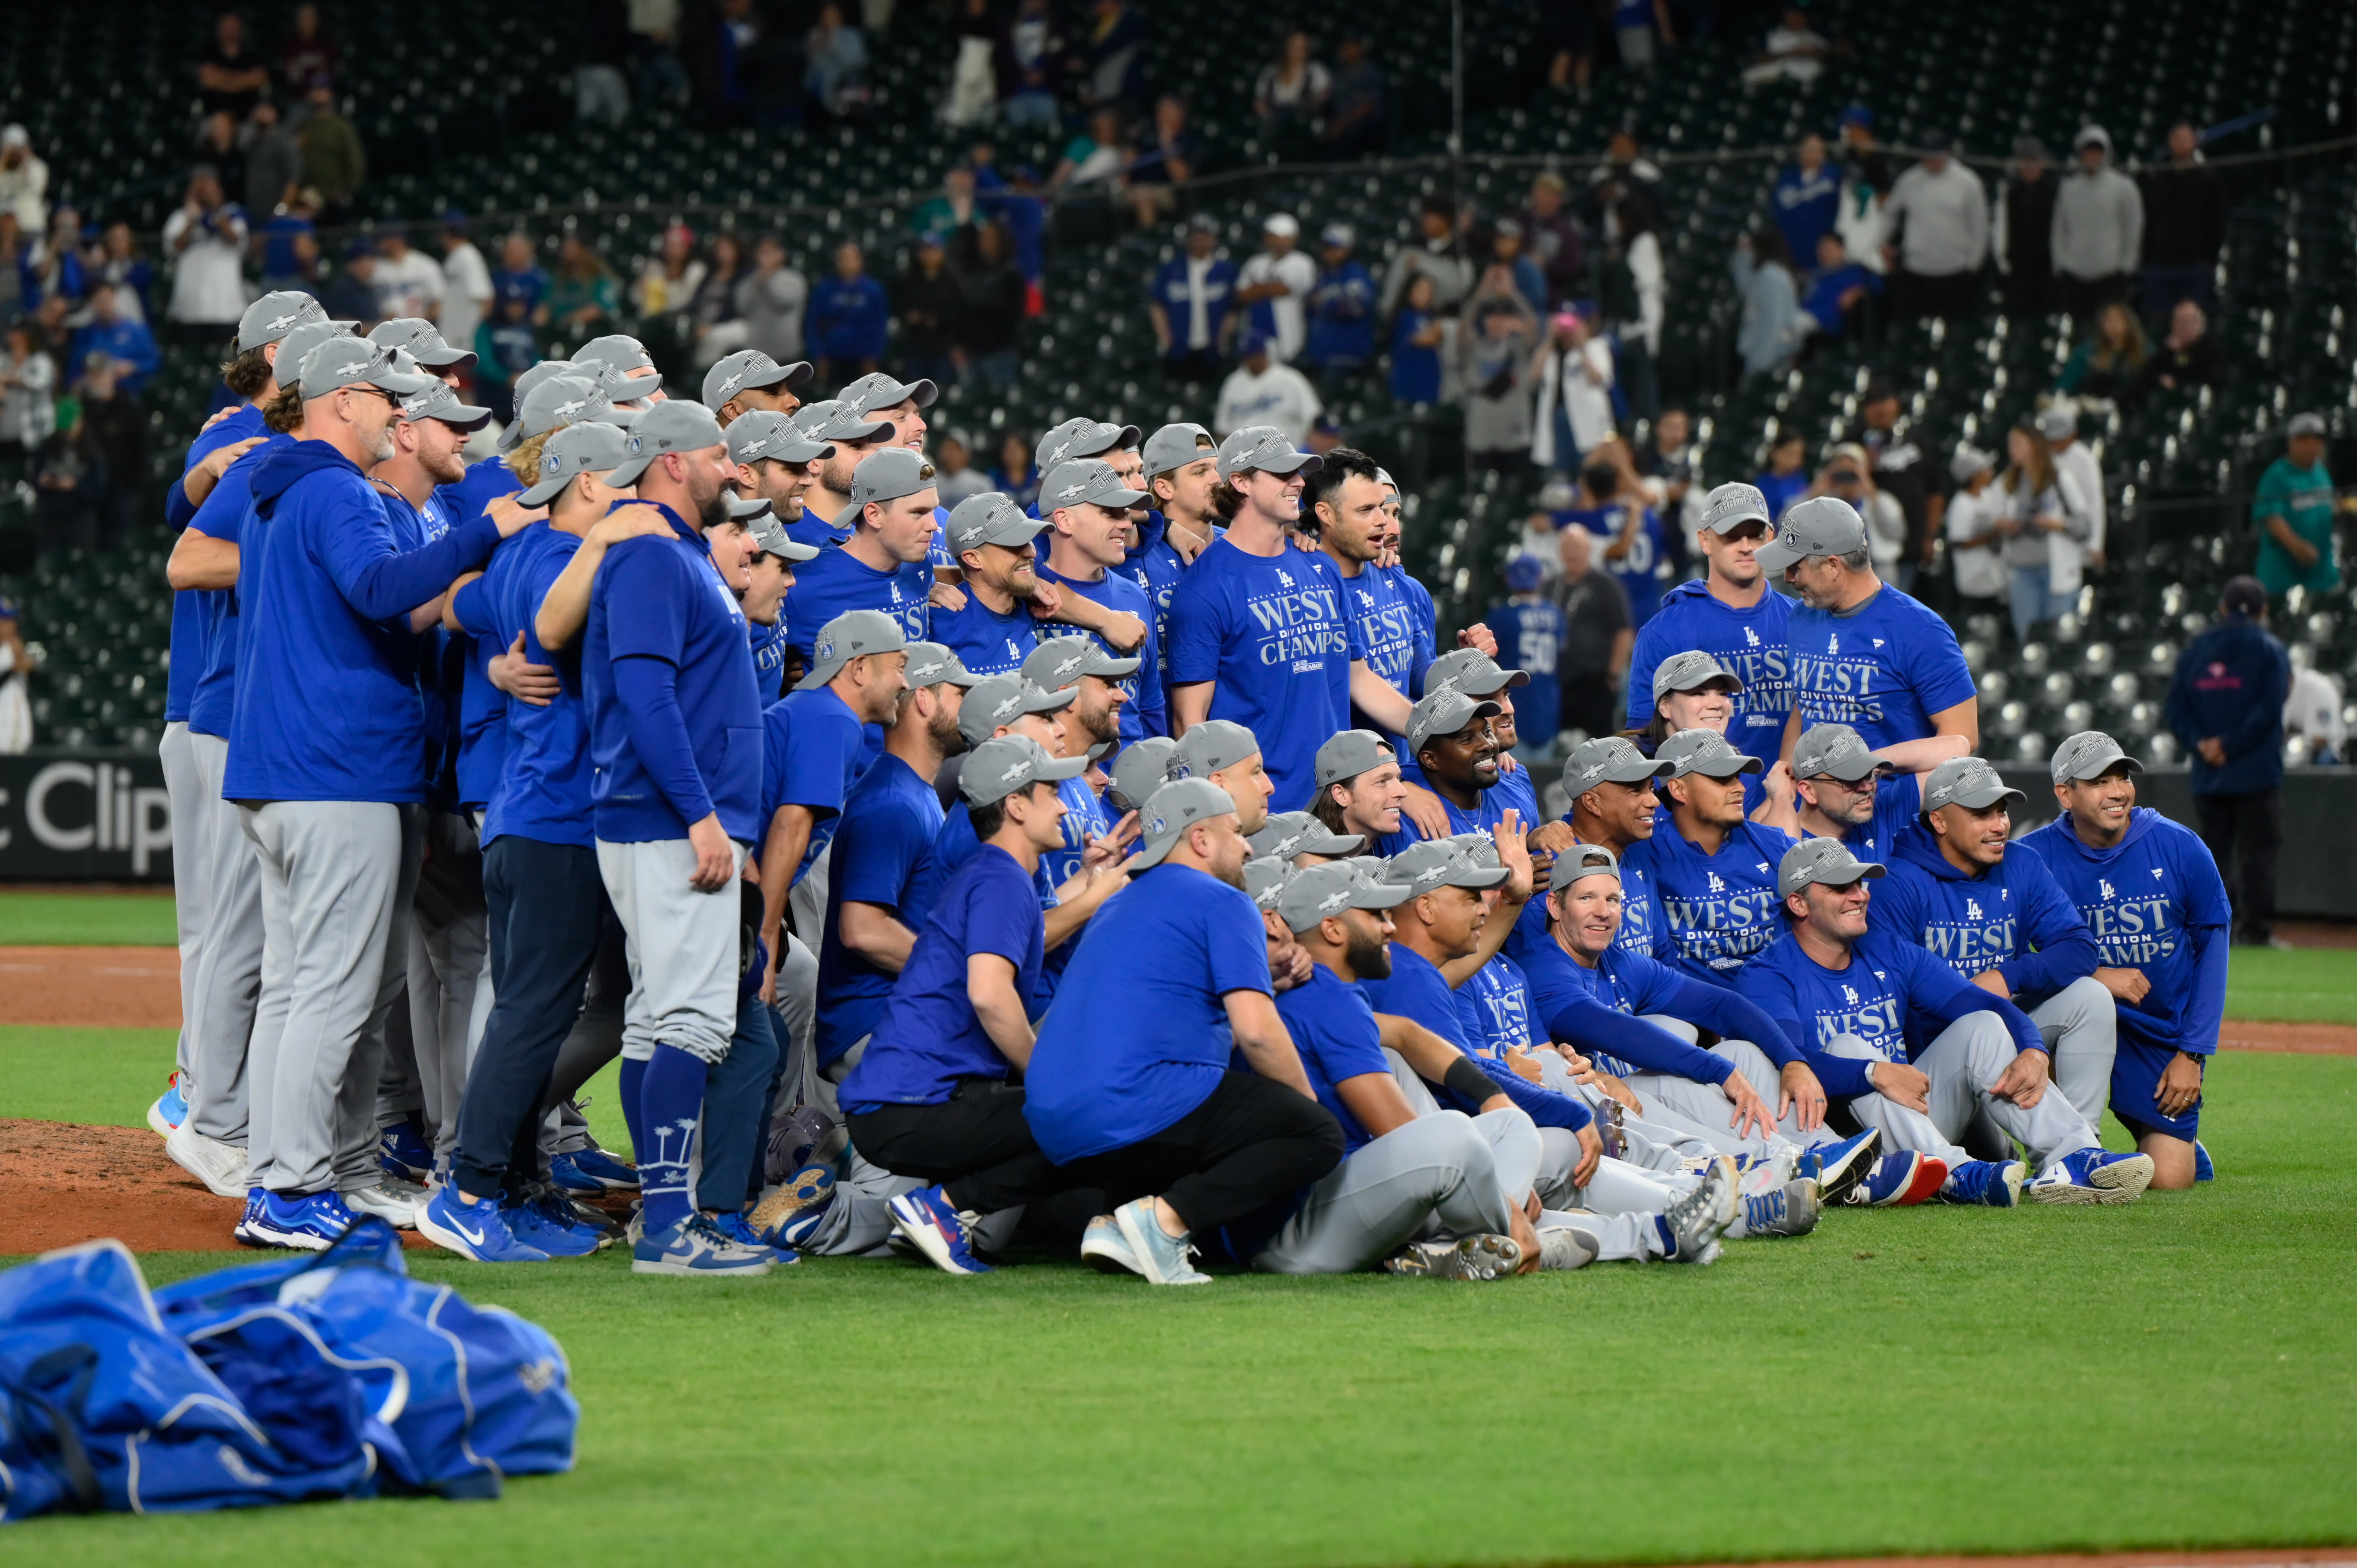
[164,1123,251,1199]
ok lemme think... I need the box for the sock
[637,1045,708,1234]
[619,1056,649,1167]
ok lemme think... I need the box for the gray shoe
[344,1177,428,1228]
[1535,1225,1597,1271]
[1080,1213,1143,1275]
[1381,1234,1526,1280]
[164,1123,250,1199]
[1111,1198,1211,1285]
[1662,1155,1739,1261]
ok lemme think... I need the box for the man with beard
[930,490,1053,676]
[1170,718,1277,837]
[1020,636,1138,889]
[1036,459,1164,742]
[1625,483,1795,771]
[1371,689,1509,855]
[790,399,902,547]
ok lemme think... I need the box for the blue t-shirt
[905,798,1059,937]
[806,273,891,362]
[782,542,931,663]
[816,752,946,1065]
[1787,585,1975,751]
[1624,579,1796,768]
[748,616,792,701]
[760,685,872,881]
[581,502,764,844]
[1121,513,1224,708]
[1270,964,1391,1152]
[1024,864,1274,1164]
[380,486,468,814]
[1558,501,1667,627]
[1484,597,1565,754]
[1800,769,1921,865]
[1035,559,1164,743]
[1629,818,1799,983]
[458,521,592,849]
[1390,311,1442,403]
[1336,556,1429,751]
[166,401,269,722]
[185,428,290,740]
[1304,261,1377,369]
[838,843,1046,1112]
[1456,954,1539,1057]
[1772,163,1842,263]
[1165,536,1358,812]
[1148,254,1237,357]
[928,589,1037,679]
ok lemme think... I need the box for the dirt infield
[0,946,184,1027]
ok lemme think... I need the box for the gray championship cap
[607,399,727,487]
[1383,839,1509,894]
[1564,736,1673,792]
[2050,730,2143,785]
[834,447,938,530]
[519,420,637,506]
[2288,411,2328,439]
[497,360,579,448]
[1128,777,1245,872]
[944,491,1046,555]
[1699,481,1773,534]
[1922,755,2027,814]
[393,379,494,431]
[1023,635,1140,690]
[704,348,813,410]
[574,333,657,378]
[1243,855,1296,913]
[1653,650,1744,701]
[727,409,831,467]
[1556,841,1623,884]
[1406,689,1502,756]
[1247,811,1364,862]
[513,375,643,446]
[1755,495,1870,575]
[1425,647,1531,696]
[1040,458,1148,514]
[957,675,1075,746]
[271,319,355,387]
[797,398,895,449]
[1777,836,1887,899]
[725,494,775,522]
[1216,424,1322,478]
[1792,722,1889,782]
[1107,735,1179,812]
[903,640,982,689]
[748,510,822,563]
[797,609,909,691]
[1276,860,1415,934]
[368,316,476,371]
[1037,416,1139,473]
[838,369,939,416]
[1142,421,1215,479]
[237,290,333,352]
[1656,727,1764,778]
[961,734,1087,806]
[1169,718,1261,780]
[1315,729,1395,789]
[295,337,435,400]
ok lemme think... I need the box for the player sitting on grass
[2020,732,2229,1190]
[1736,837,2156,1207]
[1628,727,1798,983]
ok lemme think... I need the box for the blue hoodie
[1876,822,2100,1001]
[186,429,293,740]
[2166,615,2291,796]
[439,457,525,810]
[224,440,502,803]
[2017,807,2230,1058]
[1517,935,1741,1086]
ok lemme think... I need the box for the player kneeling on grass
[835,737,1090,1275]
[1735,838,2154,1206]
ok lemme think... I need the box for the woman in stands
[2055,301,2147,402]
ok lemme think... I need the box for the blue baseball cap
[1505,554,1544,592]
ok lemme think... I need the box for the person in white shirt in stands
[1880,130,1988,322]
[1234,213,1320,365]
[1529,306,1615,473]
[160,166,249,343]
[372,223,446,325]
[2038,403,2106,568]
[434,211,493,374]
[1943,445,2006,618]
[1215,331,1321,448]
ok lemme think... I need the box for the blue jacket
[1772,163,1842,264]
[1148,253,1237,358]
[69,317,161,394]
[1876,823,2101,1002]
[806,273,891,363]
[224,441,501,802]
[2166,615,2291,795]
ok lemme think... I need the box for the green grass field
[0,888,178,947]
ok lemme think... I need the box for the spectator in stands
[808,240,889,384]
[473,293,540,417]
[1236,214,1318,365]
[75,355,146,551]
[27,207,87,312]
[2252,413,2339,604]
[2052,125,2143,320]
[0,598,33,754]
[1773,134,1840,265]
[686,0,760,125]
[953,220,1027,392]
[1586,129,1664,233]
[1538,2,1599,92]
[942,0,1001,128]
[998,0,1064,132]
[1600,196,1664,422]
[542,232,621,340]
[2284,663,2345,766]
[197,12,270,121]
[933,431,992,505]
[2131,299,2224,402]
[1489,219,1546,314]
[93,223,154,326]
[493,229,550,319]
[1519,173,1584,307]
[631,222,706,319]
[1323,36,1388,158]
[194,112,247,213]
[1564,446,1669,627]
[1612,0,1671,73]
[1730,226,1805,379]
[628,0,690,105]
[373,225,445,323]
[1070,0,1149,114]
[0,215,23,323]
[0,124,49,237]
[992,429,1041,509]
[1255,29,1331,147]
[2039,404,2106,567]
[278,3,338,97]
[1755,431,1809,522]
[1381,195,1472,317]
[0,321,57,464]
[1458,285,1540,474]
[1150,213,1236,384]
[68,283,158,397]
[160,167,249,345]
[577,0,634,126]
[1993,136,2058,321]
[2055,300,2148,401]
[1994,420,2087,643]
[241,100,300,216]
[1388,275,1443,406]
[1486,556,1565,756]
[1530,305,1617,471]
[2140,121,2227,317]
[1813,445,1906,585]
[2168,576,2291,947]
[1645,406,1699,539]
[1833,126,1892,285]
[1944,445,2005,615]
[914,166,983,248]
[1741,8,1828,87]
[1050,108,1129,192]
[1303,223,1376,393]
[804,3,872,121]
[1125,95,1198,227]
[1858,379,1940,588]
[731,233,809,368]
[1882,131,1987,322]
[1799,232,1879,343]
[894,233,961,392]
[686,231,745,361]
[1215,331,1321,446]
[1551,525,1633,742]
[297,79,366,221]
[32,395,99,554]
[320,238,380,328]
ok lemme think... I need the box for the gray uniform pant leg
[1822,1018,2102,1175]
[159,722,207,1076]
[1382,1047,1445,1116]
[1539,1207,1665,1262]
[348,807,426,1190]
[183,733,261,1144]
[773,932,819,1094]
[241,800,409,1196]
[1578,1154,1687,1216]
[410,812,488,1165]
[597,836,745,1067]
[787,839,831,958]
[1252,1110,1520,1275]
[2034,976,2119,1126]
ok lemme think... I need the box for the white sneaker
[164,1123,250,1199]
[344,1177,428,1228]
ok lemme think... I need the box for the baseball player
[1246,811,1365,866]
[1305,447,1429,750]
[781,399,898,547]
[2019,732,2230,1190]
[929,491,1051,677]
[1760,721,1964,862]
[571,334,668,405]
[1127,422,1226,714]
[1624,482,1796,768]
[1368,688,1512,856]
[1628,727,1797,982]
[1416,649,1544,824]
[784,446,939,661]
[1632,651,1771,815]
[1523,736,1672,962]
[1736,837,2157,1205]
[1035,462,1166,742]
[1167,718,1277,836]
[703,347,813,425]
[1019,636,1137,888]
[1308,729,1409,847]
[723,410,834,697]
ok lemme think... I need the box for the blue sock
[637,1045,708,1234]
[619,1056,649,1166]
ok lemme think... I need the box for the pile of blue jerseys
[0,1219,578,1519]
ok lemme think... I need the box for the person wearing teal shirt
[2252,413,2339,598]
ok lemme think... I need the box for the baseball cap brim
[2061,753,2143,782]
[1945,782,2028,809]
[1753,533,1813,574]
[414,400,494,431]
[1463,665,1532,692]
[1243,448,1322,475]
[1593,756,1674,785]
[411,343,478,372]
[1802,752,1891,783]
[1682,754,1765,778]
[1346,880,1417,912]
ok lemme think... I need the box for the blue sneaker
[1843,1150,1928,1207]
[551,1147,640,1193]
[232,1186,269,1247]
[1110,1198,1211,1286]
[2193,1140,2215,1181]
[633,1213,775,1276]
[147,1071,189,1138]
[1796,1130,1879,1205]
[416,1186,551,1261]
[714,1209,801,1265]
[886,1185,993,1275]
[506,1188,611,1257]
[1940,1158,2026,1208]
[241,1189,358,1251]
[748,1163,836,1244]
[379,1120,434,1184]
[2029,1147,2154,1206]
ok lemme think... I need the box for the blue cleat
[2029,1147,2154,1205]
[551,1146,640,1193]
[379,1119,434,1184]
[416,1186,551,1261]
[714,1209,801,1264]
[506,1187,611,1257]
[240,1189,359,1251]
[147,1071,189,1138]
[633,1213,775,1277]
[2193,1140,2215,1181]
[1843,1150,1928,1207]
[1796,1130,1879,1206]
[887,1185,993,1275]
[1940,1158,2026,1208]
[232,1186,268,1247]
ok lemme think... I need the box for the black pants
[452,836,615,1199]
[2055,271,2132,321]
[1164,348,1223,384]
[1893,268,1981,322]
[848,1079,1069,1215]
[1560,668,1622,742]
[2194,788,2282,944]
[1056,1070,1344,1233]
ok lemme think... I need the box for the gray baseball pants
[408,811,493,1167]
[182,733,263,1144]
[159,721,204,1077]
[597,836,746,1067]
[1253,1108,1537,1275]
[1822,1014,2103,1175]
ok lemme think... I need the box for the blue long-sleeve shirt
[1357,945,1593,1133]
[164,401,269,721]
[1876,823,2102,1001]
[2166,615,2292,795]
[1518,936,1738,1084]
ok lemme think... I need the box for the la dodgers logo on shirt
[1660,868,1779,971]
[1793,626,1893,728]
[1921,899,2020,976]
